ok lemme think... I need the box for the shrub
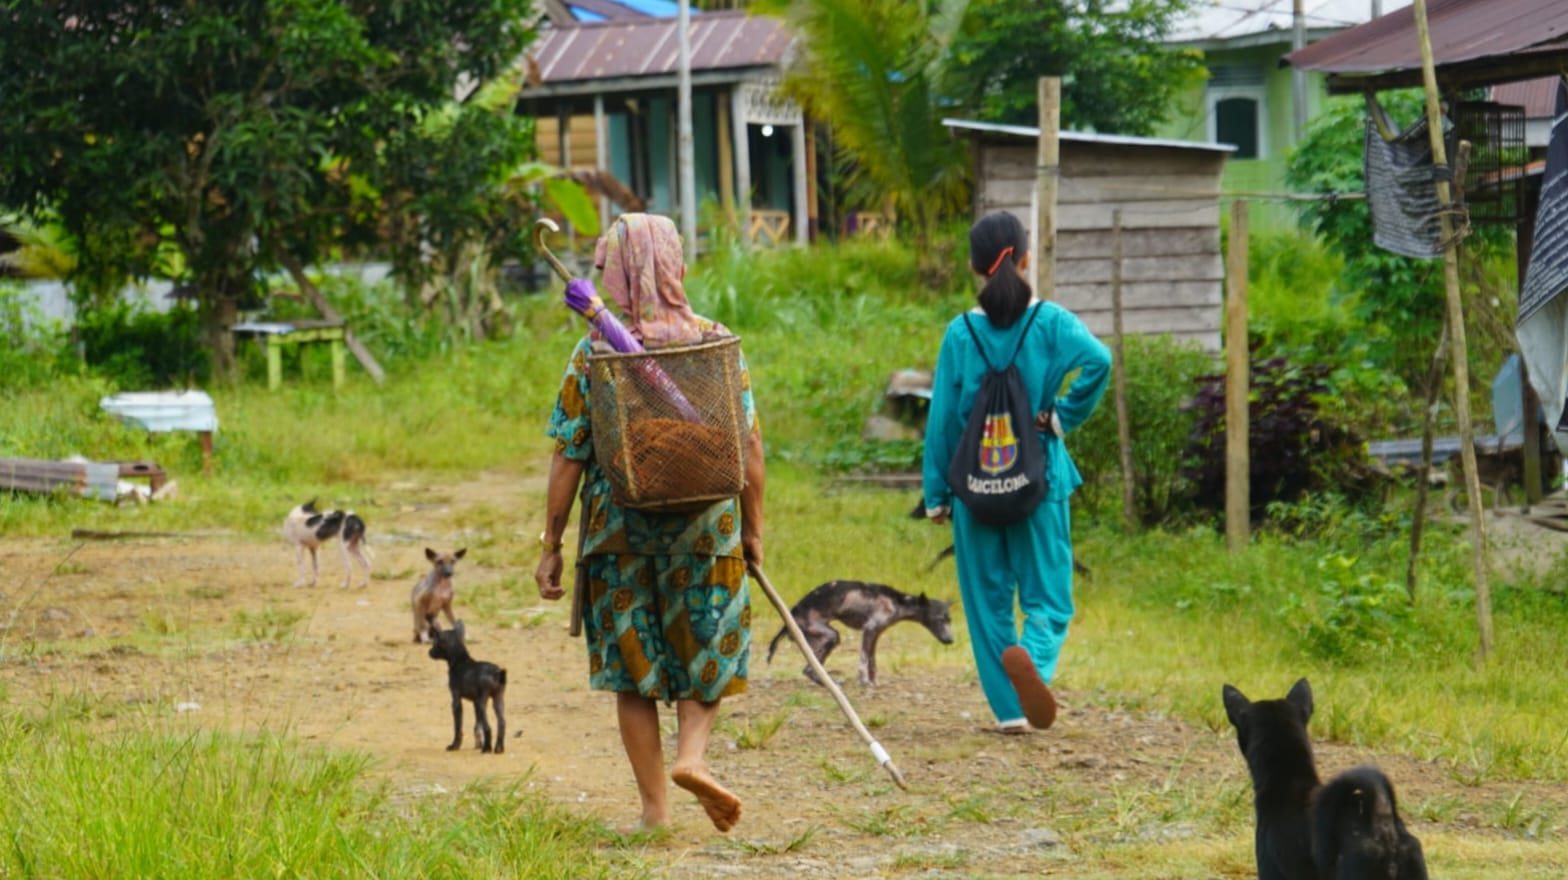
[1072,333,1214,525]
[1182,352,1379,521]
[0,283,67,389]
[74,301,208,388]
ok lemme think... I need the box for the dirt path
[2,475,1564,878]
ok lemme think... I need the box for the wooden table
[232,319,347,391]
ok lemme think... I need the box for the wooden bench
[232,319,347,391]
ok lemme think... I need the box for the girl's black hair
[969,211,1032,328]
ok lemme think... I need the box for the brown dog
[411,548,465,643]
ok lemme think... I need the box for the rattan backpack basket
[589,335,748,511]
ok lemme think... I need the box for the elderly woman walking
[534,213,766,833]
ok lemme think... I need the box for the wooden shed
[945,119,1234,351]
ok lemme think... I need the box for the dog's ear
[1222,684,1250,728]
[302,497,318,512]
[425,547,437,561]
[455,548,467,560]
[917,593,929,605]
[1286,678,1314,723]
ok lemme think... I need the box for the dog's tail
[765,626,790,663]
[1312,766,1408,874]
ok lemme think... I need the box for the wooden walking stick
[747,561,908,791]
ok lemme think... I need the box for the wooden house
[518,6,813,247]
[945,119,1234,352]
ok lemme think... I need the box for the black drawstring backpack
[945,305,1047,525]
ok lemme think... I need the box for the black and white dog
[767,580,955,687]
[282,498,372,589]
[1222,678,1428,880]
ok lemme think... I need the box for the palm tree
[760,0,971,247]
[0,217,75,280]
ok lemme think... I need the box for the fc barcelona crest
[979,412,1018,474]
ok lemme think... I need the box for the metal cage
[1453,101,1528,226]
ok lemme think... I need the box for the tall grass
[0,708,641,878]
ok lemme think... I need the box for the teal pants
[952,497,1076,725]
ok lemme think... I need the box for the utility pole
[1292,0,1307,141]
[677,0,697,263]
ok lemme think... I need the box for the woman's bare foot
[671,765,742,832]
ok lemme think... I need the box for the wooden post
[1224,200,1250,552]
[557,104,577,250]
[1519,179,1544,507]
[1035,77,1060,299]
[791,119,810,245]
[717,94,736,226]
[1110,210,1136,533]
[731,87,752,246]
[265,337,283,391]
[1406,321,1448,603]
[1413,0,1492,658]
[330,335,346,391]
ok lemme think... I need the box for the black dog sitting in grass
[1222,678,1427,880]
[427,620,507,754]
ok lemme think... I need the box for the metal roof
[1494,76,1562,119]
[1169,0,1412,46]
[1283,0,1568,93]
[941,118,1237,154]
[528,10,793,86]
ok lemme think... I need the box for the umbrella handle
[747,561,909,791]
[532,218,574,283]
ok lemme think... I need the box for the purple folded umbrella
[564,278,701,422]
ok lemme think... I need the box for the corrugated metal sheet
[1494,76,1561,119]
[1284,0,1568,91]
[531,10,793,85]
[0,459,122,501]
[1169,0,1412,45]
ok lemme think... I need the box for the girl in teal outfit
[921,211,1112,735]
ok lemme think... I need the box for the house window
[1206,65,1267,160]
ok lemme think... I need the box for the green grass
[0,707,642,879]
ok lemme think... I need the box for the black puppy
[766,580,955,687]
[1222,678,1427,880]
[427,620,507,754]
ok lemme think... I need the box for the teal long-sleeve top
[921,300,1113,512]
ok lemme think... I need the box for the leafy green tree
[0,0,538,378]
[945,0,1203,135]
[759,0,972,246]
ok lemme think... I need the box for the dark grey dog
[427,620,507,754]
[1222,678,1427,880]
[766,580,955,687]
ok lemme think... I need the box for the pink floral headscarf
[594,213,726,350]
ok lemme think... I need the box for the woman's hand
[535,549,566,601]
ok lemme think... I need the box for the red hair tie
[986,246,1015,277]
